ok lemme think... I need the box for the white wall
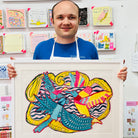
[0,0,138,136]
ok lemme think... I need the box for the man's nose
[63,17,70,24]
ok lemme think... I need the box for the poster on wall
[13,60,123,138]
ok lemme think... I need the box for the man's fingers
[10,57,15,60]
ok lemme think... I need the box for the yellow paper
[92,6,112,26]
[4,34,24,53]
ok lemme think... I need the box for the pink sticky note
[46,24,49,28]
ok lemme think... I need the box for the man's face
[51,1,80,40]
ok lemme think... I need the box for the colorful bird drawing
[25,71,113,133]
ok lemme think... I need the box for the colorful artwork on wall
[28,8,48,28]
[93,30,116,51]
[6,9,26,28]
[92,6,113,26]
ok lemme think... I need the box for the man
[8,0,127,80]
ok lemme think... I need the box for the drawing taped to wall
[0,9,4,29]
[6,9,26,28]
[93,30,116,51]
[92,6,113,26]
[79,8,88,26]
[28,8,48,28]
[0,36,3,54]
[29,32,49,53]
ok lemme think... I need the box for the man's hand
[7,57,17,79]
[117,67,127,81]
[7,64,17,79]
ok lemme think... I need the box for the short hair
[51,0,80,19]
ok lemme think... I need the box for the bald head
[52,0,80,20]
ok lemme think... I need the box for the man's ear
[51,18,54,24]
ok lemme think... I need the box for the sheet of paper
[28,8,48,28]
[77,30,93,42]
[48,9,53,27]
[0,35,3,54]
[30,33,49,52]
[0,84,9,96]
[93,30,115,51]
[0,96,12,127]
[0,65,9,79]
[4,33,25,53]
[6,9,26,28]
[92,6,112,26]
[132,52,138,72]
[124,101,138,137]
[0,9,3,27]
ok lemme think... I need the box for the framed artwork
[13,60,123,138]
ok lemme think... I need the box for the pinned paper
[0,96,12,127]
[4,33,25,53]
[48,9,53,27]
[0,65,9,79]
[79,8,88,26]
[93,30,115,51]
[30,33,49,52]
[28,8,48,28]
[77,30,93,42]
[6,9,26,28]
[92,6,113,26]
[0,9,3,28]
[124,101,138,137]
[0,36,3,54]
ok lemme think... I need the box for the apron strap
[50,38,79,60]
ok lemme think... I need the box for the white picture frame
[13,60,123,138]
